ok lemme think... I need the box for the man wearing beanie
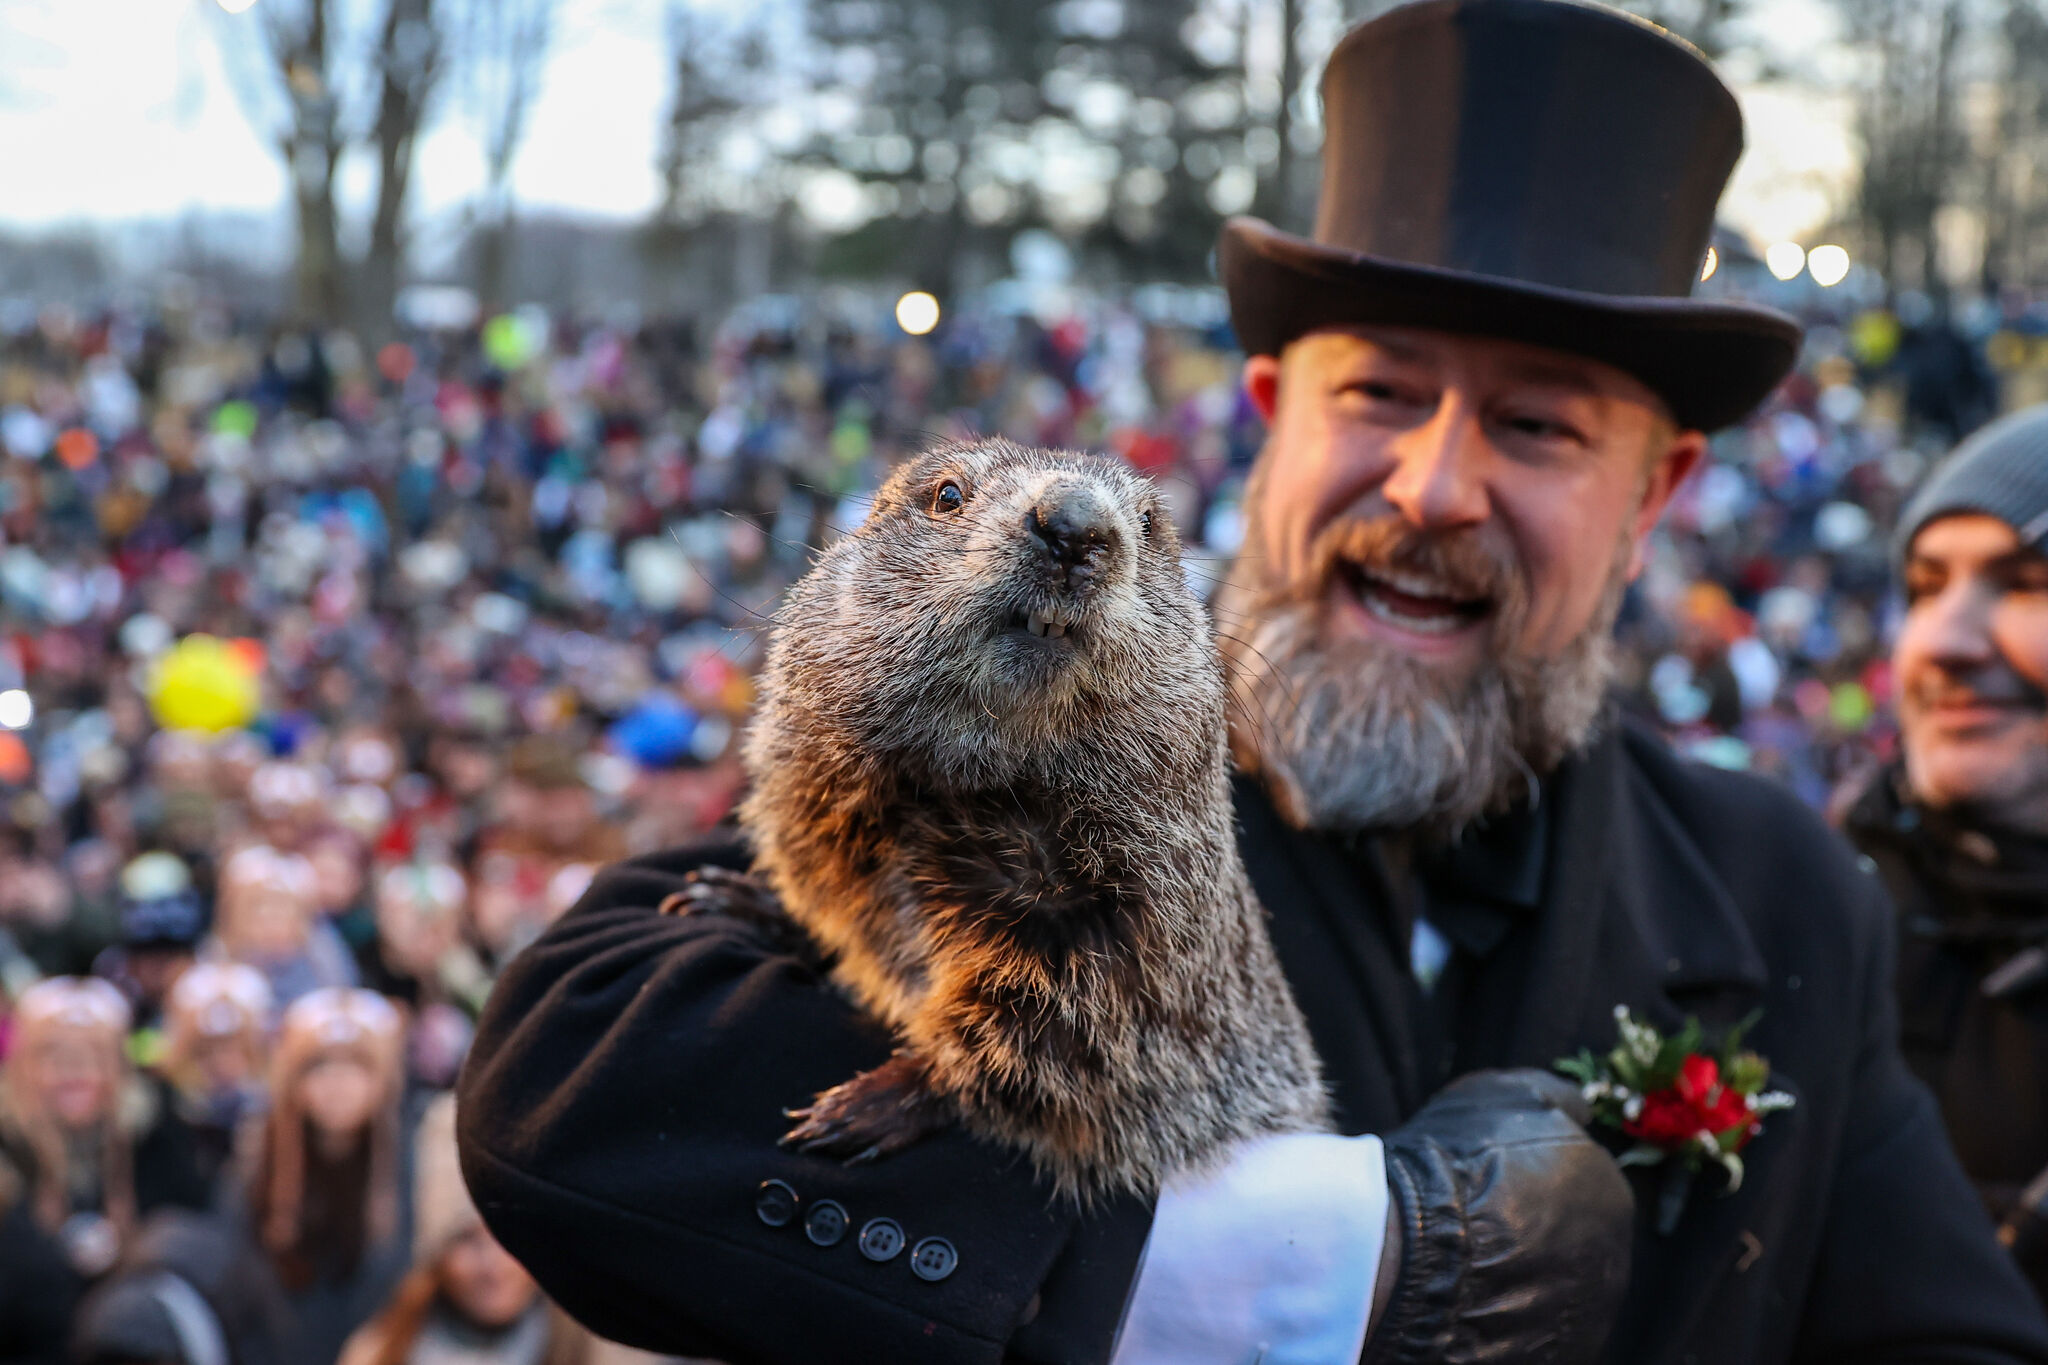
[1844,403,2048,1302]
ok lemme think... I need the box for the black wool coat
[457,719,2048,1365]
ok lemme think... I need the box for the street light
[1764,242,1806,282]
[1807,245,1851,287]
[895,291,940,336]
[0,690,31,730]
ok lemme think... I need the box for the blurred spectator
[358,864,486,1018]
[93,852,209,1037]
[474,736,624,888]
[305,829,373,946]
[0,978,208,1282]
[238,988,409,1365]
[1897,294,2000,447]
[338,1096,599,1365]
[157,965,272,1193]
[206,848,356,1007]
[360,864,487,1092]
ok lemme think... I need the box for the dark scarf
[1846,763,2048,954]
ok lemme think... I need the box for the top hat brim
[1220,217,1802,432]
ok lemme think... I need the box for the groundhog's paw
[780,1053,949,1163]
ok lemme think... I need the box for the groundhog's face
[786,438,1222,787]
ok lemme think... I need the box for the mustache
[1272,515,1527,629]
[1908,668,2048,712]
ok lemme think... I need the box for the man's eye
[1340,381,1406,403]
[2004,555,2048,592]
[1503,414,1584,445]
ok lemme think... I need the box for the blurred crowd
[0,272,2043,1363]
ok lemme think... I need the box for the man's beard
[1215,485,1633,841]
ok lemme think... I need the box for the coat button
[755,1180,798,1228]
[804,1199,848,1247]
[910,1236,958,1282]
[858,1217,904,1261]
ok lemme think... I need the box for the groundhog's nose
[1027,491,1117,584]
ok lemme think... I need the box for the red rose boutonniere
[1558,1007,1794,1233]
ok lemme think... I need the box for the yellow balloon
[147,635,262,733]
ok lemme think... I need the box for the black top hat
[1219,0,1803,431]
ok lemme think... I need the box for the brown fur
[735,438,1327,1200]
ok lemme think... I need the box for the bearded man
[453,1,2048,1361]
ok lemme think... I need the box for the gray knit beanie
[1896,404,2048,561]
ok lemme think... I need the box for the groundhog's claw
[660,868,825,966]
[659,866,782,922]
[781,1054,949,1163]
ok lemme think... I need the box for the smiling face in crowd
[1218,324,1705,834]
[1897,514,2048,834]
[30,1033,115,1130]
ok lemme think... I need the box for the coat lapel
[1507,722,1769,1075]
[1508,723,1786,1363]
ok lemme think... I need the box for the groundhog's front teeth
[1027,612,1067,639]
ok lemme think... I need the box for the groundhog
[686,437,1327,1200]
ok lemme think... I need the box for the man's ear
[1244,354,1282,425]
[1627,428,1708,579]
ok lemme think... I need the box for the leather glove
[1363,1068,1634,1365]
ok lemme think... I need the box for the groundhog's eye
[932,481,966,515]
[1140,509,1154,537]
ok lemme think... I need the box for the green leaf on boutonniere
[1724,1050,1770,1095]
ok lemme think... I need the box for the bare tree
[640,7,780,306]
[1835,0,1976,294]
[1976,0,2048,291]
[221,0,349,321]
[654,6,758,229]
[214,0,452,329]
[1251,0,1305,225]
[361,0,446,338]
[461,0,555,312]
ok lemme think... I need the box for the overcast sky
[0,0,674,230]
[0,0,1857,251]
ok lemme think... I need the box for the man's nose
[1379,404,1490,531]
[1915,585,1998,668]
